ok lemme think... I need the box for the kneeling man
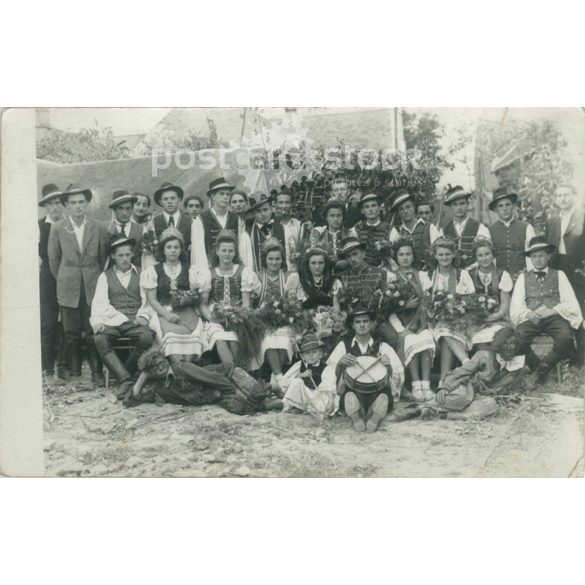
[327,307,404,432]
[510,236,582,384]
[90,235,155,397]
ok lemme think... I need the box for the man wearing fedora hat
[91,234,155,399]
[149,182,191,263]
[488,187,535,278]
[245,192,287,271]
[329,177,362,229]
[353,192,393,267]
[191,177,253,268]
[389,189,439,270]
[336,237,400,349]
[48,184,109,386]
[510,236,582,384]
[440,186,491,268]
[107,189,143,267]
[38,183,68,381]
[327,306,404,432]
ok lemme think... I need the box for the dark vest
[489,220,527,274]
[105,267,142,321]
[354,220,392,267]
[300,360,327,390]
[210,265,244,306]
[443,218,481,268]
[397,221,432,270]
[154,262,190,306]
[153,213,191,262]
[468,266,504,302]
[246,220,286,271]
[200,210,240,255]
[525,269,560,310]
[340,265,387,306]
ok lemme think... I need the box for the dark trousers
[94,321,155,357]
[516,315,575,372]
[61,283,102,375]
[40,272,63,372]
[374,321,399,351]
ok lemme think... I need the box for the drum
[344,355,388,394]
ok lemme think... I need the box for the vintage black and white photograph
[8,107,585,476]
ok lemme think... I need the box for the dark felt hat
[207,177,235,197]
[248,192,273,212]
[347,305,377,323]
[154,182,184,206]
[388,188,414,213]
[523,236,556,256]
[338,237,366,258]
[38,183,63,207]
[358,192,381,208]
[488,187,519,211]
[108,233,136,253]
[109,189,138,209]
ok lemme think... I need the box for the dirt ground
[42,364,585,478]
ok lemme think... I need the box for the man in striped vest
[440,186,491,268]
[389,189,439,270]
[353,193,392,267]
[510,237,582,385]
[91,235,155,399]
[488,187,535,279]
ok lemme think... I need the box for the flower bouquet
[312,305,347,338]
[170,288,201,311]
[140,229,158,256]
[257,292,313,335]
[212,303,266,364]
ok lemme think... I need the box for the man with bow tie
[245,193,286,272]
[510,236,582,385]
[108,189,143,267]
[545,184,585,364]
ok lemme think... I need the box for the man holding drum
[327,306,404,432]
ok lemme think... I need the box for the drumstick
[354,357,382,382]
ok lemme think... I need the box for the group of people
[39,175,585,432]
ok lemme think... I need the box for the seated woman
[286,247,341,310]
[426,237,475,379]
[281,333,339,419]
[126,349,280,414]
[466,238,513,347]
[198,230,261,367]
[140,227,203,367]
[307,199,356,262]
[388,238,436,402]
[255,238,296,389]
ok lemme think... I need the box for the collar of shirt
[560,206,576,220]
[114,264,138,275]
[499,218,516,228]
[163,211,181,225]
[351,336,374,354]
[401,218,424,233]
[114,220,131,230]
[532,267,549,275]
[69,216,87,230]
[45,216,58,225]
[453,216,469,227]
[365,219,381,227]
[495,353,525,372]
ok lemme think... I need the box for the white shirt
[327,336,405,401]
[69,216,87,251]
[390,219,439,244]
[558,207,576,254]
[190,207,254,269]
[510,267,583,329]
[163,211,181,228]
[440,216,491,241]
[495,354,525,372]
[280,360,338,394]
[280,217,302,270]
[90,265,150,331]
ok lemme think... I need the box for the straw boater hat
[488,186,519,211]
[38,183,63,207]
[153,182,184,206]
[298,333,323,354]
[207,177,235,198]
[109,189,138,209]
[338,237,366,258]
[523,236,556,256]
[108,233,136,253]
[444,185,471,205]
[388,188,413,213]
[358,192,381,208]
[59,183,93,205]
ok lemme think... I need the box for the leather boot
[101,351,132,398]
[86,344,105,387]
[68,340,82,377]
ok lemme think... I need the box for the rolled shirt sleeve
[90,272,129,331]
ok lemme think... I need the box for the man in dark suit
[107,189,143,267]
[545,184,585,364]
[38,183,67,382]
[48,185,109,385]
[149,182,192,263]
[331,177,362,229]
